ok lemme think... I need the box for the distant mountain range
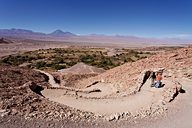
[48,30,75,37]
[0,28,75,38]
[0,28,191,45]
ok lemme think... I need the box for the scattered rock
[106,113,121,121]
[0,109,6,113]
[11,109,18,115]
[1,111,10,117]
[114,113,120,120]
[106,115,116,121]
[0,47,192,123]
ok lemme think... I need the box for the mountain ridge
[0,28,191,45]
[48,29,76,37]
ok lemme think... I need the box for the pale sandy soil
[125,78,192,128]
[1,78,191,128]
[0,41,69,57]
[34,69,60,87]
[0,47,192,128]
[41,69,178,118]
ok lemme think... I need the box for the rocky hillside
[77,47,192,90]
[0,47,191,126]
[0,65,95,122]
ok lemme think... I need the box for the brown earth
[0,65,96,125]
[0,38,13,44]
[76,47,192,91]
[54,62,105,88]
[40,47,192,121]
[0,47,192,128]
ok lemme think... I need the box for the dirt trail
[37,60,191,121]
[34,69,60,87]
[42,89,155,115]
[43,83,118,99]
[128,78,192,128]
[41,72,168,116]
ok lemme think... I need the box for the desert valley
[0,29,192,128]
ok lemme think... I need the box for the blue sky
[0,0,192,38]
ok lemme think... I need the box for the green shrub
[66,61,77,66]
[51,64,66,70]
[1,57,12,65]
[80,54,94,63]
[54,57,64,63]
[35,61,46,69]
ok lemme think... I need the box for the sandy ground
[0,42,70,57]
[35,69,60,87]
[42,89,154,115]
[0,47,191,128]
[1,78,191,128]
[124,78,192,128]
[41,70,173,117]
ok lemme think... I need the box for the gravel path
[122,78,192,128]
[35,69,60,87]
[42,89,154,116]
[142,78,192,128]
[41,76,168,116]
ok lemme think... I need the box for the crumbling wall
[137,68,164,91]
